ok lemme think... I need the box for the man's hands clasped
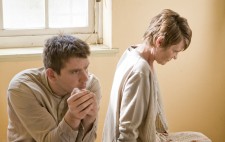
[64,88,98,131]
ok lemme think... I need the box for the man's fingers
[67,90,92,104]
[76,97,94,112]
[66,90,97,120]
[75,104,94,119]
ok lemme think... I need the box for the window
[0,0,102,48]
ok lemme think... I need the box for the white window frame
[0,0,102,49]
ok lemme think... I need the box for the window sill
[0,44,119,62]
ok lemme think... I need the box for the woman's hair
[143,9,192,50]
[43,34,90,74]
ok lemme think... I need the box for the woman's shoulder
[132,58,151,75]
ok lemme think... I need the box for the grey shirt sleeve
[8,86,80,142]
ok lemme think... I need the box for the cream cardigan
[102,47,168,142]
[102,47,211,142]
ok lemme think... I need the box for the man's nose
[81,70,89,81]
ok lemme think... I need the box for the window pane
[2,0,45,29]
[49,0,88,28]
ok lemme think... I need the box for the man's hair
[43,34,90,74]
[143,9,192,50]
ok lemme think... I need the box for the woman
[102,9,211,142]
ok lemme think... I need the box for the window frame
[0,0,102,48]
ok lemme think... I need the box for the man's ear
[46,68,57,81]
[155,36,164,47]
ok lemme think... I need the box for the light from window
[2,0,89,29]
[0,0,102,48]
[49,0,88,28]
[3,0,45,29]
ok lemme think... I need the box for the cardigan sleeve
[117,72,150,142]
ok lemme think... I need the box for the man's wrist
[82,119,95,134]
[64,112,81,130]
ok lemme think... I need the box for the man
[7,34,101,142]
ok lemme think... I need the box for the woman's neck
[136,43,155,68]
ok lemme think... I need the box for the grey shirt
[7,67,101,142]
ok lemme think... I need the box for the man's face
[155,40,185,65]
[54,57,90,95]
